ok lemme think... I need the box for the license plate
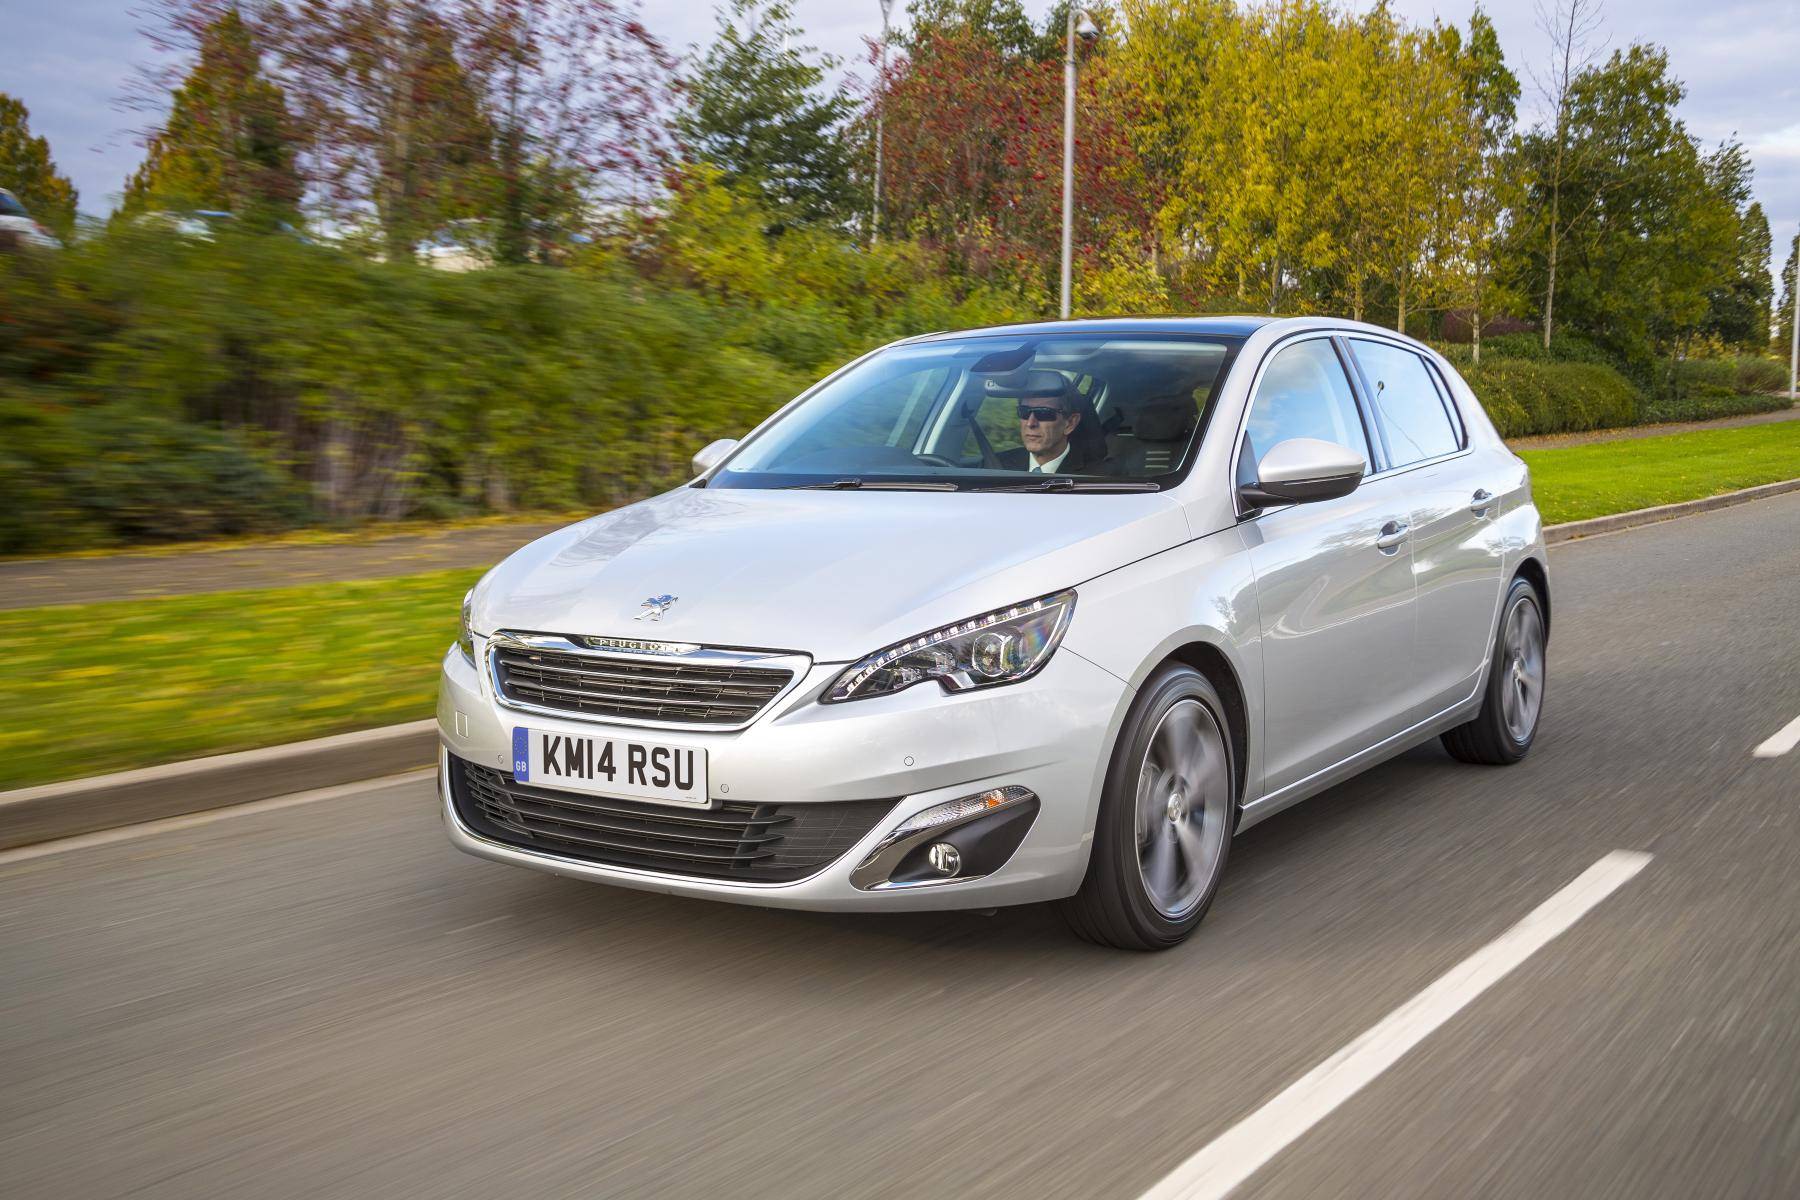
[512,727,708,808]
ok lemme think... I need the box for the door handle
[1469,488,1495,516]
[1374,519,1409,552]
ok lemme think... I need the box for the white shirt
[1031,445,1071,474]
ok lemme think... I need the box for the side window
[1240,339,1372,488]
[1347,340,1461,466]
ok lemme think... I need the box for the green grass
[0,568,479,791]
[3,419,1797,791]
[1522,420,1800,524]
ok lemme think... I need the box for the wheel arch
[1163,640,1251,807]
[1514,554,1551,639]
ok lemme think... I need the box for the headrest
[1134,398,1194,442]
[982,369,1073,404]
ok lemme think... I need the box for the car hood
[472,486,1190,662]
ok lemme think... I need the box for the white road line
[1138,850,1653,1200]
[0,768,435,867]
[1752,715,1800,759]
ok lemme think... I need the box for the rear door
[1237,335,1419,798]
[1345,337,1506,718]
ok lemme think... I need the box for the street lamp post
[874,0,892,245]
[1060,8,1099,319]
[1789,240,1797,402]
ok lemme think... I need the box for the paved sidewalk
[0,521,569,611]
[1506,403,1798,450]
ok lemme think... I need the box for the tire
[1060,664,1237,950]
[1441,576,1547,765]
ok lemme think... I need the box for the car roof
[905,316,1279,343]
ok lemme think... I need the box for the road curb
[4,477,1796,851]
[0,720,438,851]
[1543,478,1800,544]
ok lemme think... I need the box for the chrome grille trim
[487,631,808,730]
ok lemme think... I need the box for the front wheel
[1060,664,1237,950]
[1441,576,1547,765]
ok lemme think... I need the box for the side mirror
[691,438,738,478]
[1238,437,1365,508]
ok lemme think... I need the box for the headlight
[824,590,1075,703]
[457,588,476,661]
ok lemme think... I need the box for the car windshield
[0,191,29,217]
[710,333,1242,491]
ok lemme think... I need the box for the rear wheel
[1061,664,1236,950]
[1442,576,1547,765]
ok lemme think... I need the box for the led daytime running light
[825,589,1076,703]
[893,786,1036,837]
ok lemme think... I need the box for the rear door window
[1346,340,1462,467]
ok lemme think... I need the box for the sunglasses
[1016,404,1069,423]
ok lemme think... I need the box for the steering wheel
[913,453,959,468]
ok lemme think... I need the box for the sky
[3,0,1797,277]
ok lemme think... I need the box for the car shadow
[463,740,1481,985]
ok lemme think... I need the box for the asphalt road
[3,493,1797,1200]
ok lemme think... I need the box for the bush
[1460,359,1641,438]
[0,397,309,555]
[1435,333,1613,368]
[0,191,1035,552]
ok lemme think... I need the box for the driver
[998,374,1096,474]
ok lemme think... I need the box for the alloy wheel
[1499,594,1546,744]
[1133,699,1232,919]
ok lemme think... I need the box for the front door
[1237,336,1419,798]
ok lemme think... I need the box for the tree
[0,94,78,236]
[454,0,675,263]
[122,6,303,220]
[1511,47,1738,369]
[1529,0,1604,349]
[1779,235,1798,361]
[1703,196,1772,350]
[880,6,1149,300]
[902,0,1038,58]
[676,0,861,230]
[1435,8,1521,360]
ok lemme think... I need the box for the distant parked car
[419,220,493,272]
[0,188,62,250]
[132,209,311,243]
[439,316,1552,949]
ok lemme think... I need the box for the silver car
[439,317,1548,949]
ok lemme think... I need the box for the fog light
[927,842,962,877]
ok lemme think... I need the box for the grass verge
[3,420,1797,791]
[0,568,479,791]
[1520,420,1800,524]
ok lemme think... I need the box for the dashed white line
[1137,849,1653,1200]
[1752,715,1800,759]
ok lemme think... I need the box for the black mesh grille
[448,756,894,883]
[493,646,792,725]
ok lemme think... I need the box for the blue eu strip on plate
[512,727,530,781]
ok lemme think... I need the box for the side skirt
[1235,689,1484,833]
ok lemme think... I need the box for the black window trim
[709,330,1246,492]
[1341,334,1469,476]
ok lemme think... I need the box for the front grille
[493,645,793,726]
[449,757,895,883]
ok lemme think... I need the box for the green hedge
[1461,359,1642,438]
[0,220,1033,554]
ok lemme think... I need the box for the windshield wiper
[974,478,1162,493]
[784,477,960,491]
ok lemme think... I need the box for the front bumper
[437,640,1129,911]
